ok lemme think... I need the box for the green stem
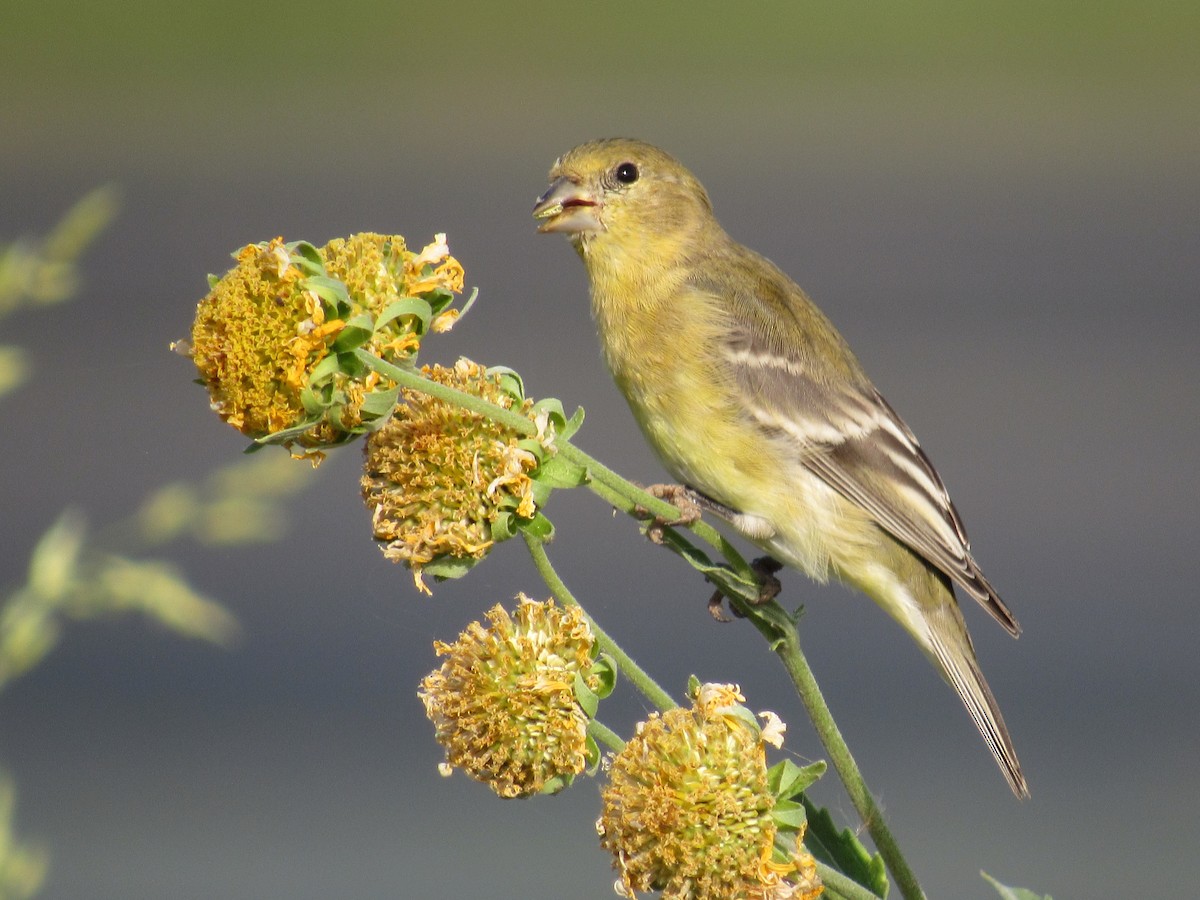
[522,532,675,714]
[356,351,541,436]
[554,441,751,574]
[371,353,920,897]
[587,719,625,754]
[736,601,925,900]
[358,352,754,582]
[814,861,886,900]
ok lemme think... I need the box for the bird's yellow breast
[581,230,879,584]
[585,247,777,506]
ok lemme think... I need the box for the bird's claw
[707,556,785,622]
[707,588,735,622]
[750,556,784,604]
[635,483,704,544]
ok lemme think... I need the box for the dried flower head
[418,595,602,797]
[361,358,545,592]
[184,232,466,460]
[320,231,464,357]
[598,684,821,900]
[188,238,339,448]
[745,829,823,900]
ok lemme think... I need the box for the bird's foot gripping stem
[707,555,784,622]
[635,483,708,543]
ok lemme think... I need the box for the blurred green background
[2,2,1197,898]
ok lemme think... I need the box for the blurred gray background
[1,2,1197,897]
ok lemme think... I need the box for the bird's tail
[927,609,1030,799]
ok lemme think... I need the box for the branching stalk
[522,532,675,713]
[371,352,925,899]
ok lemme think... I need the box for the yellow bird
[533,138,1028,798]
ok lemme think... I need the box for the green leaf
[288,240,325,274]
[329,313,375,352]
[980,872,1053,900]
[454,286,479,320]
[253,415,321,445]
[375,297,433,333]
[558,405,585,441]
[299,384,327,416]
[530,396,567,426]
[583,734,602,775]
[537,772,575,795]
[770,799,808,831]
[518,511,554,542]
[358,385,401,421]
[301,275,352,310]
[533,453,589,489]
[488,366,526,403]
[490,512,517,543]
[422,555,480,582]
[206,272,219,288]
[529,479,555,509]
[722,702,762,734]
[667,541,760,607]
[336,349,371,380]
[574,670,600,719]
[306,352,346,386]
[802,798,889,899]
[590,654,617,700]
[422,287,456,314]
[767,758,827,801]
[516,437,548,459]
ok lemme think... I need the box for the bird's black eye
[614,162,639,184]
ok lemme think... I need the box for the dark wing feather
[724,323,1020,636]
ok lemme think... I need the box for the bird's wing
[723,323,1020,636]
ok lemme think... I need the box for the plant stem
[357,354,754,581]
[547,447,922,898]
[355,351,541,436]
[814,861,887,900]
[522,532,675,714]
[555,441,752,575]
[736,601,925,900]
[374,355,922,897]
[587,719,625,754]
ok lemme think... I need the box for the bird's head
[532,139,715,261]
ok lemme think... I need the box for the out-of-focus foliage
[0,186,119,313]
[0,777,47,900]
[0,512,239,692]
[136,452,314,547]
[0,188,321,899]
[0,187,120,400]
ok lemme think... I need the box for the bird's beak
[532,177,603,234]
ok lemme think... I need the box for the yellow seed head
[361,359,539,591]
[418,596,599,797]
[189,238,336,444]
[187,233,466,459]
[598,684,821,900]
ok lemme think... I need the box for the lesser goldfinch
[533,138,1028,798]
